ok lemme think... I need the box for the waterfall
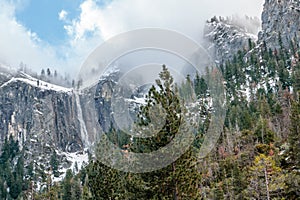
[75,92,89,148]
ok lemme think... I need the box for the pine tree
[0,136,25,199]
[248,154,285,199]
[284,93,300,198]
[288,94,300,168]
[72,177,82,200]
[41,69,45,77]
[47,68,51,76]
[292,63,300,94]
[132,65,182,153]
[88,160,127,199]
[131,65,201,199]
[194,72,208,98]
[50,151,59,177]
[89,65,201,199]
[82,184,92,200]
[62,169,73,200]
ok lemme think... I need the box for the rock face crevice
[0,79,82,152]
[259,0,300,49]
[0,74,98,179]
[0,67,121,156]
[204,0,300,63]
[0,0,299,180]
[204,15,261,63]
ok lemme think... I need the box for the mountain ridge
[0,0,299,197]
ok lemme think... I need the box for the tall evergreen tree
[248,154,285,200]
[62,169,73,200]
[50,151,59,177]
[131,65,201,199]
[288,94,300,168]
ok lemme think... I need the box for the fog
[0,0,264,81]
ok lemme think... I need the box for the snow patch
[52,150,89,182]
[0,72,72,93]
[125,97,147,105]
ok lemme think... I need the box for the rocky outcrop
[0,77,82,152]
[0,0,298,182]
[0,67,122,152]
[204,16,260,63]
[0,73,90,180]
[259,0,300,49]
[93,68,120,134]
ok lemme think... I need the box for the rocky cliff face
[205,0,300,63]
[204,16,260,63]
[0,0,299,183]
[93,69,120,134]
[0,65,123,178]
[259,0,300,49]
[0,70,94,180]
[0,74,82,152]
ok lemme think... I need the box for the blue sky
[15,0,111,45]
[0,0,264,76]
[15,0,82,45]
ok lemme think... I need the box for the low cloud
[0,0,264,78]
[0,1,59,71]
[65,0,264,42]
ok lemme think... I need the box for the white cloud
[0,1,59,71]
[59,10,68,21]
[0,0,264,78]
[64,0,103,40]
[0,1,100,77]
[65,0,264,42]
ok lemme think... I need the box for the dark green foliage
[133,65,182,153]
[197,36,300,199]
[194,72,208,98]
[9,36,300,199]
[288,95,300,168]
[248,38,254,50]
[72,177,82,200]
[254,118,275,144]
[284,172,300,199]
[50,150,59,177]
[87,66,202,199]
[88,161,122,199]
[0,136,25,199]
[88,160,148,199]
[62,169,73,200]
[106,127,131,149]
[292,64,300,94]
[27,161,34,179]
[84,39,300,199]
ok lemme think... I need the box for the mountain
[259,0,300,49]
[205,0,300,64]
[204,15,260,63]
[0,0,299,198]
[0,69,90,184]
[0,64,122,185]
